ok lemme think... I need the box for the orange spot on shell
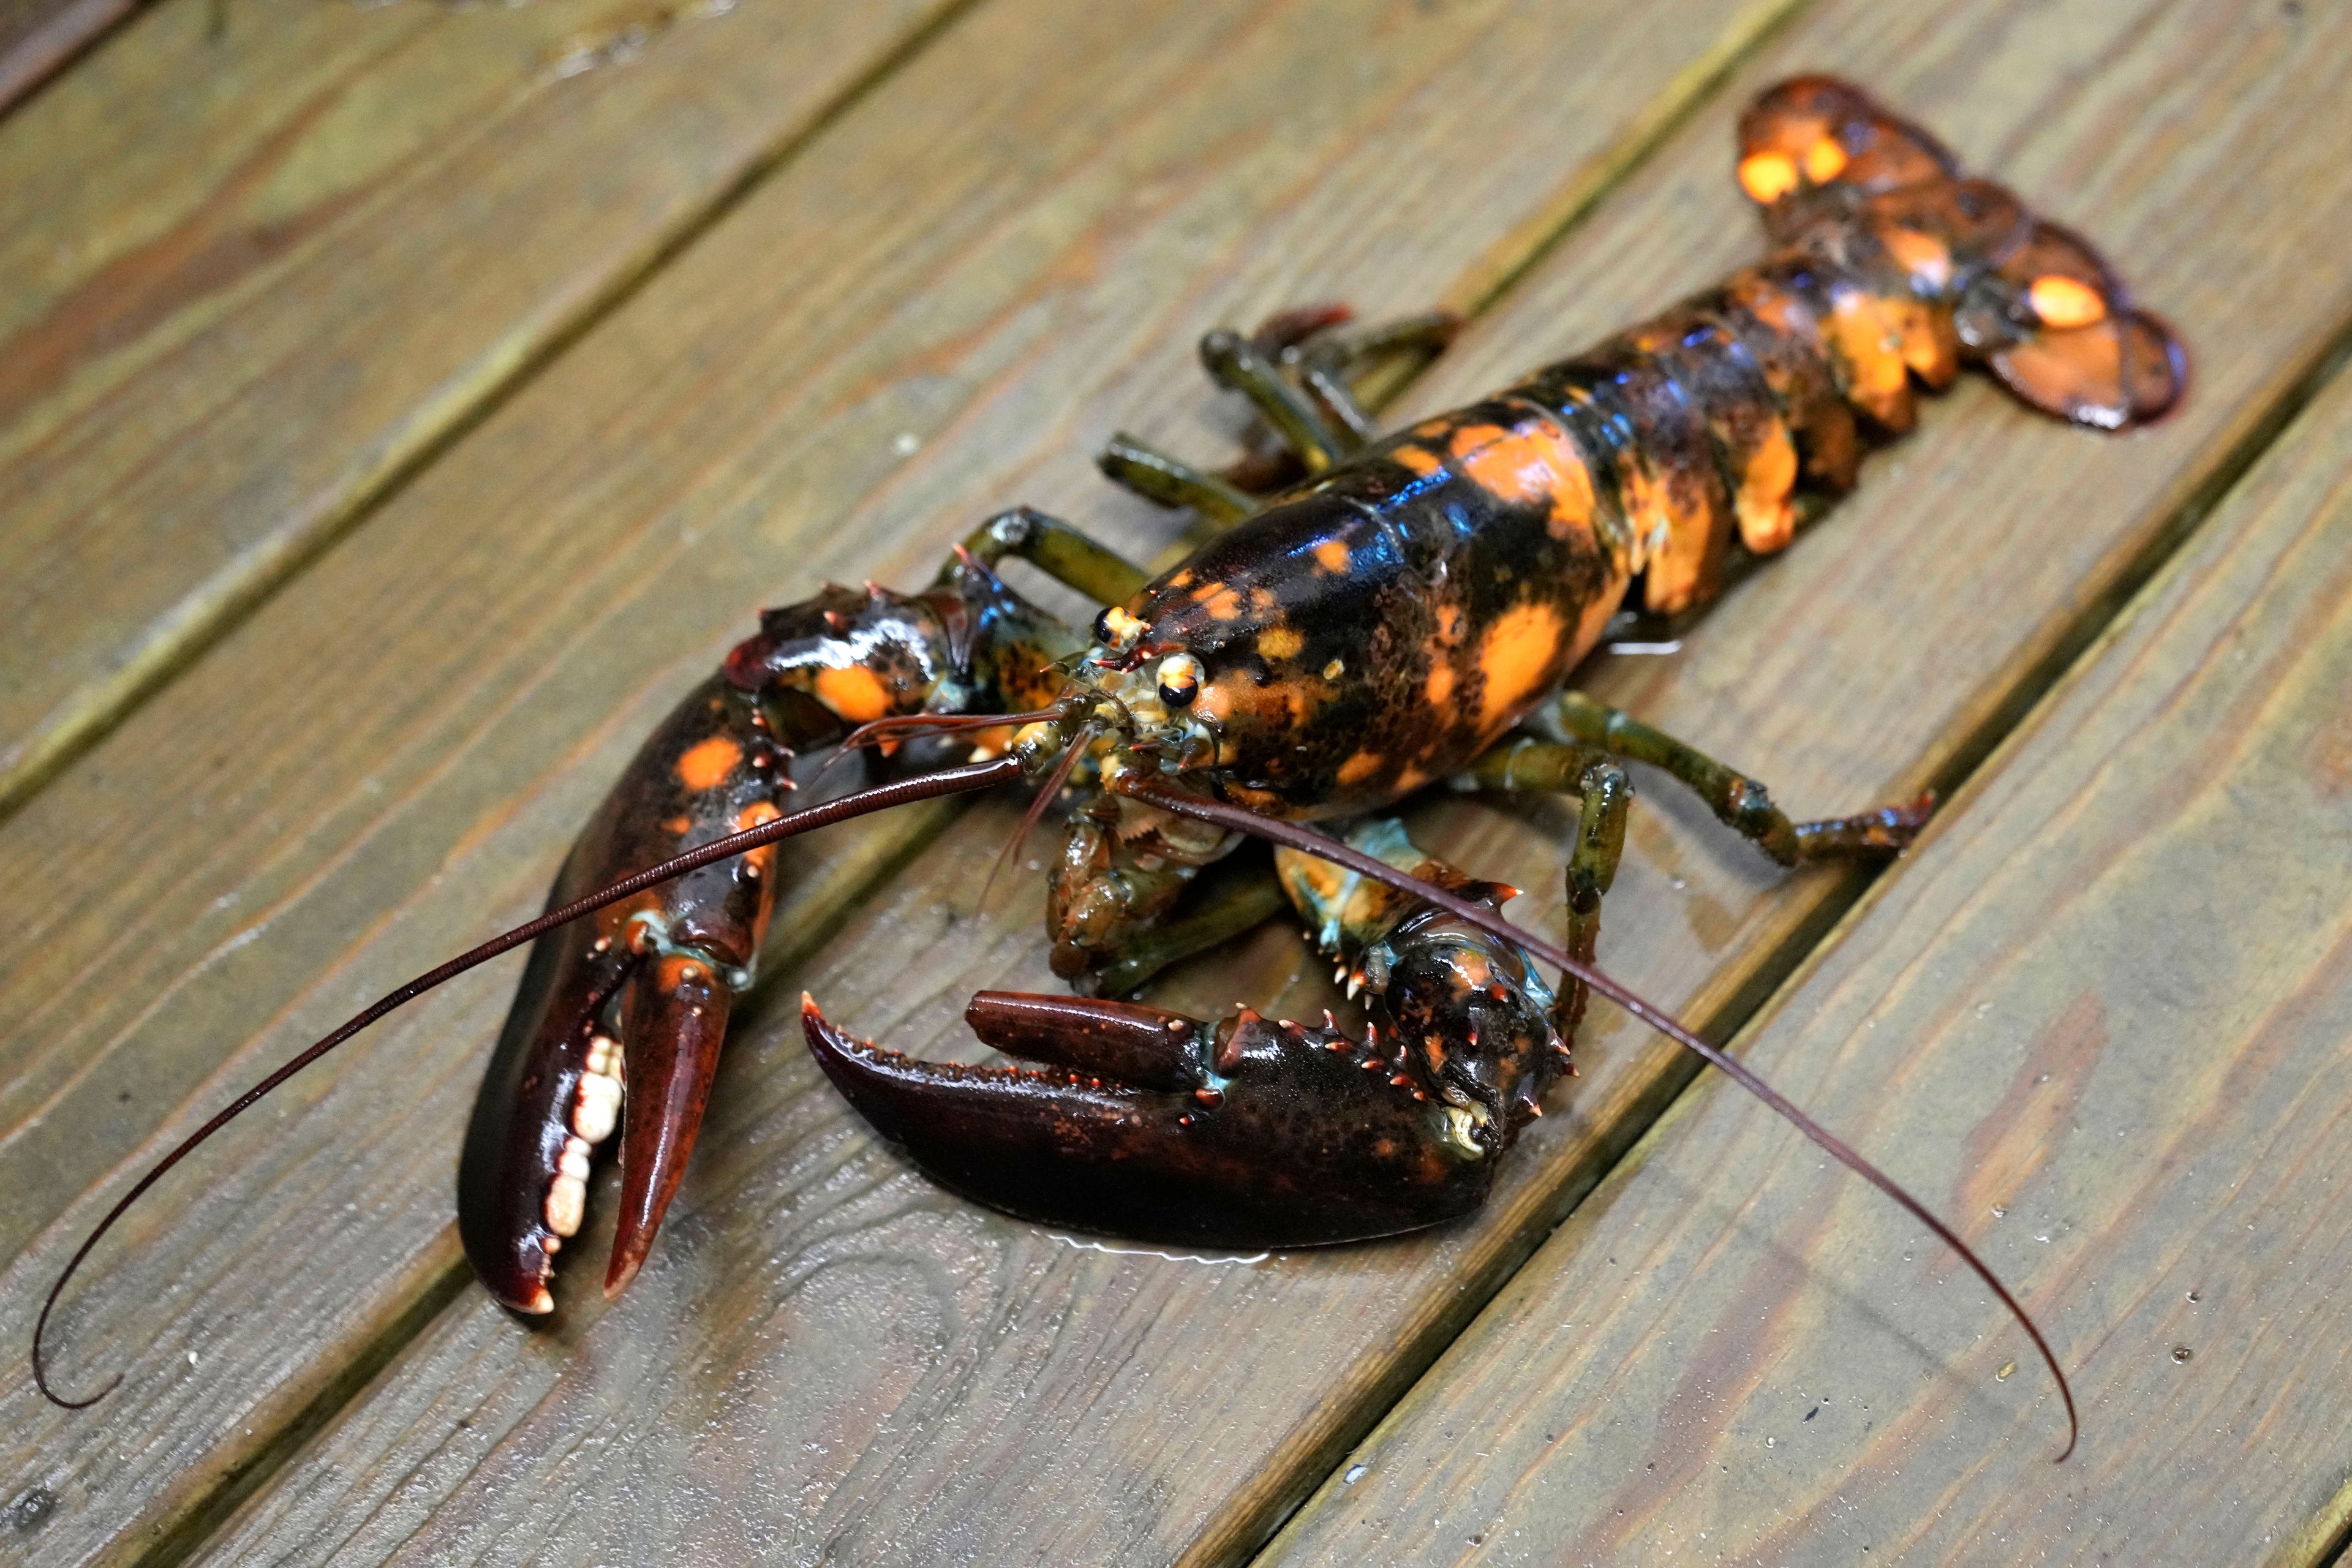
[674,736,742,793]
[1450,418,1595,542]
[662,815,693,835]
[1312,538,1351,573]
[1425,660,1455,709]
[1477,603,1567,731]
[1336,750,1385,786]
[1735,420,1798,555]
[1826,285,1914,427]
[814,665,892,725]
[1257,625,1305,661]
[1393,445,1445,478]
[1200,586,1244,622]
[734,801,783,916]
[1881,227,1953,292]
[1802,135,1847,183]
[1738,151,1799,203]
[2029,274,2108,330]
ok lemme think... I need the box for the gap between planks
[0,0,141,121]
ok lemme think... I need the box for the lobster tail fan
[1958,217,2185,430]
[1735,75,1958,209]
[1738,75,2186,431]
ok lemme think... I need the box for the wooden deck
[2,1,2348,1562]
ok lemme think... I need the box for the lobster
[36,78,2182,1460]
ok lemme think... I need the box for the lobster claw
[459,676,785,1313]
[801,991,1493,1248]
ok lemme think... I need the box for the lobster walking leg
[956,506,1152,605]
[1544,690,1932,865]
[1290,309,1462,440]
[1097,434,1261,524]
[1104,304,1463,508]
[1199,326,1353,472]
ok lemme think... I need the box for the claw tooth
[545,1175,586,1237]
[1344,976,1361,1000]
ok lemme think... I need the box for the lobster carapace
[38,78,2182,1449]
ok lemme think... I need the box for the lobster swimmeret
[38,79,2182,1450]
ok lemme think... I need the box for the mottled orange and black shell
[1130,398,1627,820]
[1122,78,2183,826]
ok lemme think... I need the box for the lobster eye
[1156,653,1202,707]
[1092,605,1147,652]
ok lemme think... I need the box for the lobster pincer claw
[459,676,786,1313]
[802,991,1495,1248]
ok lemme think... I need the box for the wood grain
[177,2,2352,1566]
[0,0,956,817]
[0,0,1802,1561]
[0,0,138,116]
[1263,280,2352,1568]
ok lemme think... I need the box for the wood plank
[1262,286,2352,1568]
[0,0,1802,1562]
[0,0,138,116]
[181,2,2352,1565]
[0,0,956,818]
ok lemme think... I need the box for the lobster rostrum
[38,79,2183,1455]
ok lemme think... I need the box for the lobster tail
[1739,75,2184,432]
[1958,218,2185,430]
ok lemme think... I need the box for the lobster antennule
[29,754,1024,1409]
[1114,773,2078,1463]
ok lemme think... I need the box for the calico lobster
[37,78,2182,1457]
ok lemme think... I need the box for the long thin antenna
[32,755,1025,1409]
[1120,774,2076,1461]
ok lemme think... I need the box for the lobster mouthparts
[802,991,1493,1247]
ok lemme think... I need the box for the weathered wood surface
[0,0,1804,1561]
[1267,287,2352,1568]
[169,2,2352,1566]
[0,0,137,115]
[0,0,955,816]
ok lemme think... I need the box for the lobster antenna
[813,701,1077,790]
[31,754,1025,1410]
[1120,774,2076,1463]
